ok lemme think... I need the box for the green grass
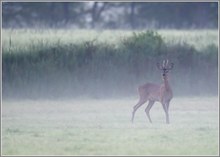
[2,29,218,53]
[2,97,219,155]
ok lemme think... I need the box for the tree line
[2,2,218,29]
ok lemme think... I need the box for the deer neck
[163,77,171,91]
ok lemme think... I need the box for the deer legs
[132,100,171,124]
[145,101,155,123]
[162,102,170,124]
[131,100,146,123]
[131,100,155,123]
[166,100,171,111]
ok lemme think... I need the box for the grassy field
[2,29,218,155]
[2,29,218,52]
[2,97,219,155]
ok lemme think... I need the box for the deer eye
[163,70,169,74]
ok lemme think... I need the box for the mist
[2,2,219,156]
[2,29,218,100]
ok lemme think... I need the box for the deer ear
[157,63,162,70]
[169,63,174,70]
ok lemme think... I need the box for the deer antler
[157,62,163,70]
[157,60,174,70]
[163,60,166,68]
[166,59,169,67]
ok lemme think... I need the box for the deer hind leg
[131,99,147,123]
[145,101,155,123]
[162,103,170,124]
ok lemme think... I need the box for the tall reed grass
[2,29,218,99]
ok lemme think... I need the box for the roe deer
[131,60,174,124]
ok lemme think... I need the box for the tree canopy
[2,2,218,29]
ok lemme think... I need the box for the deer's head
[157,60,174,80]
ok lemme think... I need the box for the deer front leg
[162,103,170,124]
[166,100,171,111]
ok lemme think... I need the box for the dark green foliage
[121,31,165,55]
[2,31,218,99]
[3,2,218,29]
